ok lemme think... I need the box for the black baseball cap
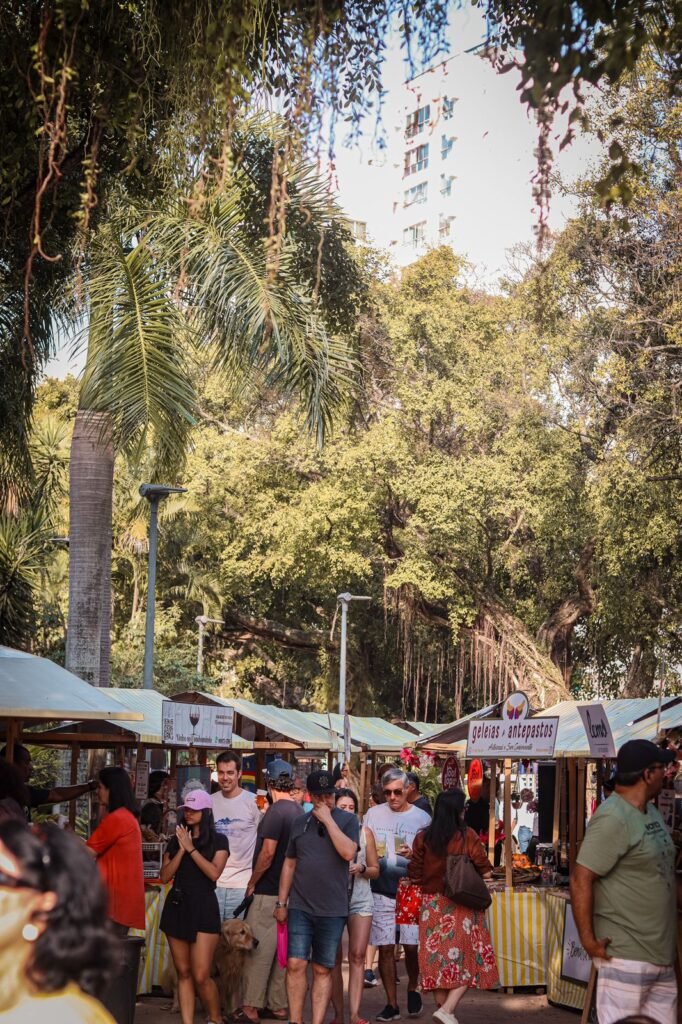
[264,759,293,783]
[616,740,675,774]
[307,770,335,794]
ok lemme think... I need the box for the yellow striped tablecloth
[485,889,546,987]
[545,891,587,1010]
[130,883,172,994]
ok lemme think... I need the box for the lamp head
[139,483,187,501]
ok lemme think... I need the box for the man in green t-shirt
[571,739,678,1024]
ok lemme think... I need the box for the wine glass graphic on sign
[189,706,201,743]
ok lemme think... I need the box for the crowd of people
[0,739,677,1024]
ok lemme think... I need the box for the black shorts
[160,887,221,943]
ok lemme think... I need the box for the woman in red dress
[87,767,145,935]
[408,789,498,1024]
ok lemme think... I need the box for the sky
[46,5,600,378]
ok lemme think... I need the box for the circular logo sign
[467,758,483,800]
[441,755,461,791]
[504,691,530,720]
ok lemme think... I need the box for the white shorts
[369,893,418,947]
[595,956,677,1024]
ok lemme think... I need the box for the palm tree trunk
[65,410,114,686]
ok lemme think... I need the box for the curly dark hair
[0,820,117,996]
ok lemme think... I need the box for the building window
[348,219,367,241]
[404,221,427,247]
[406,104,430,139]
[439,215,454,239]
[404,182,428,207]
[404,143,429,176]
[443,95,457,121]
[441,135,455,160]
[440,175,454,197]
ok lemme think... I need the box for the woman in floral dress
[408,789,498,1024]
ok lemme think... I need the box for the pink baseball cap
[178,789,213,812]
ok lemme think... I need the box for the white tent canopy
[0,647,143,721]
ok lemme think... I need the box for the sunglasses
[383,788,404,797]
[0,869,36,891]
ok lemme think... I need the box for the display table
[485,889,547,988]
[130,882,172,994]
[544,890,589,1010]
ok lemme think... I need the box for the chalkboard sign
[560,903,592,985]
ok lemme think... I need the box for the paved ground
[134,962,577,1024]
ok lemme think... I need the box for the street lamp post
[140,483,187,690]
[336,592,371,719]
[196,615,223,676]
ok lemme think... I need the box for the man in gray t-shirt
[275,770,359,1024]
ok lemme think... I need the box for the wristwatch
[275,901,288,908]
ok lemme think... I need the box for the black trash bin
[101,936,145,1024]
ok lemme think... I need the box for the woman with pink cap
[160,788,229,1024]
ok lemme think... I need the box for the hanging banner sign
[466,757,483,799]
[162,701,234,748]
[134,760,150,801]
[577,704,616,758]
[466,718,559,758]
[441,754,461,791]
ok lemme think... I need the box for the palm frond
[78,224,197,470]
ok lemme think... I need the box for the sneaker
[432,1010,458,1024]
[407,992,422,1018]
[364,970,378,988]
[376,1007,400,1022]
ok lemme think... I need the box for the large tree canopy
[3,0,682,488]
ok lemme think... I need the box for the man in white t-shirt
[212,749,261,921]
[364,767,431,1022]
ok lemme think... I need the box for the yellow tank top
[0,984,114,1022]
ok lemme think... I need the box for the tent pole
[69,743,80,830]
[488,759,497,865]
[503,758,513,888]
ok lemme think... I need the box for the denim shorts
[287,908,346,969]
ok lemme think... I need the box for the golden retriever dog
[160,919,258,1014]
[215,917,259,1015]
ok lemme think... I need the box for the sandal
[259,1013,288,1021]
[230,1013,260,1024]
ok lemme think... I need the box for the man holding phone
[363,768,431,1022]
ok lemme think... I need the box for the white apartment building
[391,59,459,260]
[335,56,460,266]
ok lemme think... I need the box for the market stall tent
[0,647,144,723]
[533,696,679,756]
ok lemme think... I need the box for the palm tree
[65,120,360,686]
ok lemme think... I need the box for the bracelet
[275,901,287,908]
[189,848,197,855]
[360,864,367,875]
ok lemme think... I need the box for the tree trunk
[624,638,658,697]
[65,410,114,686]
[536,539,596,687]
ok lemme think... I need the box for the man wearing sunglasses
[571,739,678,1024]
[275,770,359,1024]
[363,768,431,1022]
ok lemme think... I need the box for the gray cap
[265,758,293,783]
